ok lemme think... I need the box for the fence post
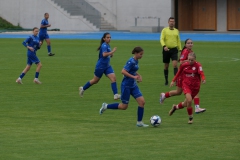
[135,18,137,26]
[158,18,160,32]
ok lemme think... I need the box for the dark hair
[33,27,38,31]
[168,17,175,21]
[97,32,110,51]
[44,13,49,16]
[180,38,191,54]
[132,46,143,54]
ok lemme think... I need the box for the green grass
[0,17,22,30]
[0,38,239,159]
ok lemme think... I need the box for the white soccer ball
[150,115,161,127]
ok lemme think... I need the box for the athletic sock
[187,107,193,116]
[47,45,51,53]
[35,72,39,78]
[177,102,184,109]
[165,92,170,98]
[19,73,25,79]
[107,103,119,109]
[174,67,178,75]
[83,81,91,90]
[164,69,168,83]
[194,97,200,109]
[111,82,118,95]
[137,106,144,122]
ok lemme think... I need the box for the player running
[160,39,206,113]
[99,47,148,127]
[39,13,55,56]
[168,52,206,124]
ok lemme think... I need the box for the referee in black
[160,17,182,85]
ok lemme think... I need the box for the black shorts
[162,47,178,63]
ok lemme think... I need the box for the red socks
[165,92,170,98]
[187,107,193,116]
[194,97,199,105]
[177,102,184,109]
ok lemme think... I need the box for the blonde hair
[188,52,196,59]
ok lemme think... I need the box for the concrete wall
[217,0,227,31]
[0,0,98,31]
[87,0,172,30]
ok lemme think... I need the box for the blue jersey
[39,18,48,35]
[22,35,41,53]
[95,42,111,69]
[122,57,139,88]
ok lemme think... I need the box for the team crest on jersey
[192,67,196,70]
[199,67,203,71]
[180,55,184,59]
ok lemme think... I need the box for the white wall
[87,0,172,30]
[0,0,98,31]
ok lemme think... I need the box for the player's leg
[132,86,148,127]
[106,66,120,100]
[79,68,102,97]
[160,87,183,104]
[194,93,206,113]
[45,34,55,56]
[185,93,193,124]
[163,48,170,85]
[33,62,42,84]
[99,86,129,115]
[16,64,31,84]
[170,48,178,76]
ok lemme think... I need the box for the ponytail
[97,32,110,51]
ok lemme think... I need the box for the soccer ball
[150,115,161,127]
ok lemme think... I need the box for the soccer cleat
[99,103,108,115]
[159,93,165,104]
[48,52,55,56]
[114,94,121,100]
[188,117,193,124]
[16,78,23,84]
[79,87,84,97]
[136,121,149,127]
[33,78,42,84]
[169,104,177,116]
[195,108,206,114]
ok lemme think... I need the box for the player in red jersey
[168,52,206,124]
[159,39,206,113]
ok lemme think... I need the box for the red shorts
[182,85,199,98]
[176,77,182,88]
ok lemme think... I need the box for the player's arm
[177,30,182,51]
[170,64,183,87]
[198,64,206,83]
[40,20,51,28]
[179,50,188,65]
[22,37,34,51]
[121,69,138,80]
[103,47,117,57]
[160,29,166,47]
[136,72,142,82]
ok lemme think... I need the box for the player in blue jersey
[16,27,42,84]
[99,46,149,127]
[79,32,121,100]
[39,13,55,56]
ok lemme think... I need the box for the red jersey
[173,61,205,89]
[180,48,193,62]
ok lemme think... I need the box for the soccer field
[0,38,239,159]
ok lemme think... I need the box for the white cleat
[159,93,165,104]
[99,103,108,115]
[114,94,121,100]
[33,78,42,84]
[136,121,149,127]
[16,78,23,84]
[79,86,84,97]
[195,108,206,114]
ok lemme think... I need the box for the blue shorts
[27,52,40,65]
[39,33,49,41]
[94,66,114,78]
[121,85,143,104]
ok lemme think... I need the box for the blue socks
[111,82,118,95]
[19,73,25,79]
[35,72,39,78]
[137,106,144,122]
[83,81,91,90]
[107,103,119,109]
[47,45,51,53]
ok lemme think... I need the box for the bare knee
[138,100,145,107]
